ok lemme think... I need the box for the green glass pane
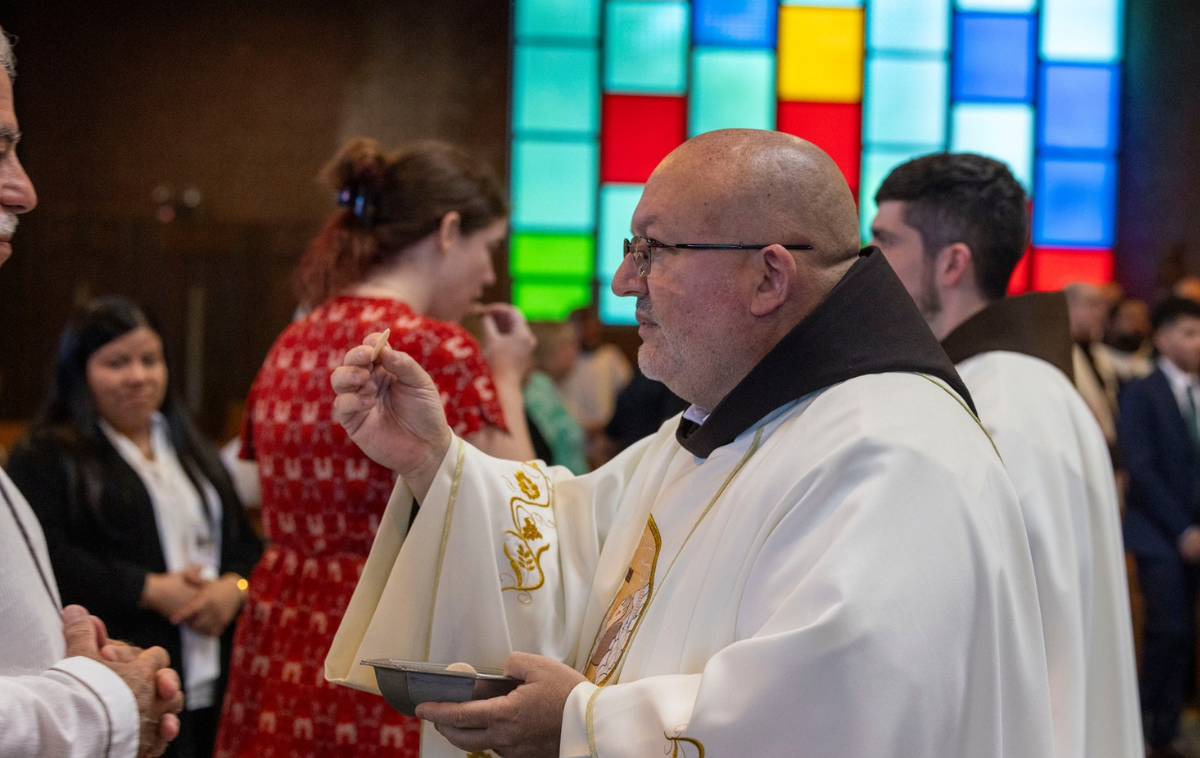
[859,146,941,241]
[689,48,776,136]
[515,0,601,41]
[514,279,594,320]
[605,1,690,95]
[515,45,600,135]
[510,233,596,278]
[598,184,644,280]
[512,139,599,232]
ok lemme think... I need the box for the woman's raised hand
[330,333,454,500]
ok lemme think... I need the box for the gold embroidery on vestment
[584,516,662,685]
[500,462,555,596]
[665,733,705,758]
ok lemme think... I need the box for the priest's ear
[748,244,799,317]
[935,242,976,292]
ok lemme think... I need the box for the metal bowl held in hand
[364,660,521,717]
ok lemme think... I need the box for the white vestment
[956,351,1142,758]
[329,372,1053,758]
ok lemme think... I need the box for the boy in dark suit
[1121,296,1200,756]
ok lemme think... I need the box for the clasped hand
[62,604,184,758]
[415,652,587,758]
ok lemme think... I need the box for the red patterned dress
[214,296,505,758]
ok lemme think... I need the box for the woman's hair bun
[322,137,386,195]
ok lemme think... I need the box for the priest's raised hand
[331,332,454,499]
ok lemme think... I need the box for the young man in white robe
[326,129,1055,758]
[870,152,1141,758]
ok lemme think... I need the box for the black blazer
[3,428,263,696]
[1119,367,1200,557]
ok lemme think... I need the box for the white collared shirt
[99,413,222,709]
[1158,356,1200,424]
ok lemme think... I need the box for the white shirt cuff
[53,656,140,758]
[560,680,600,758]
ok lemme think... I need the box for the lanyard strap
[0,476,61,612]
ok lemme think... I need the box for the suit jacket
[3,428,263,697]
[1119,368,1200,556]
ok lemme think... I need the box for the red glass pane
[776,101,862,198]
[1032,247,1114,292]
[601,94,687,184]
[1007,246,1032,295]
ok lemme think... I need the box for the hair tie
[337,185,381,228]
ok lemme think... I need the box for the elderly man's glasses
[623,236,814,277]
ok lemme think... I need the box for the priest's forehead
[631,129,860,261]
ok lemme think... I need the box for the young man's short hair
[1151,296,1200,333]
[875,153,1028,301]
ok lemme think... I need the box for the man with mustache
[0,27,184,758]
[327,129,1053,758]
[869,152,1141,758]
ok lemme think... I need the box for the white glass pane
[864,56,949,148]
[950,103,1035,190]
[1041,0,1123,63]
[868,0,951,54]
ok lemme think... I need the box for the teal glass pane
[598,184,644,280]
[689,48,776,136]
[515,0,601,41]
[956,0,1036,9]
[950,103,1035,189]
[514,46,600,135]
[860,147,940,241]
[1041,0,1123,63]
[600,288,637,326]
[868,0,951,54]
[512,140,599,232]
[864,57,949,148]
[514,279,594,321]
[605,1,689,95]
[782,0,862,6]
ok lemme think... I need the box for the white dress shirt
[1157,356,1200,429]
[101,413,222,710]
[0,468,139,758]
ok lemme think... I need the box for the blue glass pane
[598,184,644,280]
[693,0,778,48]
[515,0,601,41]
[1033,157,1118,247]
[957,0,1036,9]
[605,1,690,95]
[868,0,951,54]
[782,0,861,5]
[689,48,776,136]
[860,147,940,240]
[1039,64,1120,152]
[512,140,599,232]
[864,57,949,148]
[599,289,637,325]
[952,13,1036,102]
[1041,0,1123,63]
[514,46,600,135]
[950,103,1035,189]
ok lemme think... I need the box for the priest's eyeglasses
[623,236,814,277]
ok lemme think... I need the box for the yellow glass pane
[778,7,864,103]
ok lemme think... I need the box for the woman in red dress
[214,138,534,758]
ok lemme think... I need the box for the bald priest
[325,130,1054,758]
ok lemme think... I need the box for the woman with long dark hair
[5,296,263,758]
